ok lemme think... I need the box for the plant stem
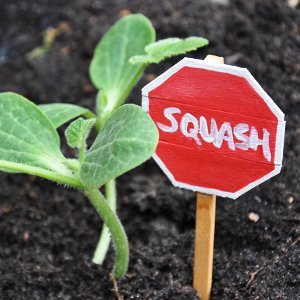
[0,160,83,189]
[93,100,118,266]
[84,187,129,278]
[78,139,86,163]
[92,179,116,265]
[95,92,108,131]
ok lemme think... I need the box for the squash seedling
[0,14,208,278]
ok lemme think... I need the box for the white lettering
[249,127,271,162]
[234,123,250,150]
[214,122,235,150]
[199,117,217,143]
[157,107,272,162]
[157,107,181,133]
[180,113,201,145]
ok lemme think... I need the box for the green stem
[83,110,97,120]
[79,147,85,163]
[93,99,118,266]
[95,92,108,131]
[84,188,129,278]
[0,160,83,189]
[92,179,116,265]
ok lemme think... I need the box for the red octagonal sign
[142,58,285,199]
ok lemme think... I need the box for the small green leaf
[89,14,155,121]
[80,104,158,188]
[129,37,209,64]
[39,103,95,128]
[65,118,95,149]
[0,92,70,176]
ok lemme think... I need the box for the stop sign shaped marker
[142,58,285,199]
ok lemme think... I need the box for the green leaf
[0,92,70,176]
[129,37,209,64]
[80,104,158,188]
[89,14,155,121]
[65,118,96,149]
[39,103,95,128]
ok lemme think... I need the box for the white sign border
[142,57,285,199]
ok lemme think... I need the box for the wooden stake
[193,193,216,300]
[193,55,223,300]
[205,54,224,64]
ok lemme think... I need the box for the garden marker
[142,55,285,299]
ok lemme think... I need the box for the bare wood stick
[193,55,223,300]
[205,54,224,64]
[193,193,216,300]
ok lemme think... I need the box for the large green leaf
[39,103,95,128]
[80,104,158,188]
[0,92,69,175]
[129,37,209,64]
[89,14,155,122]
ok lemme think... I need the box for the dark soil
[0,0,299,299]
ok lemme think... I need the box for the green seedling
[0,93,157,278]
[0,13,208,278]
[27,22,70,59]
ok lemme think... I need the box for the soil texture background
[0,0,299,299]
